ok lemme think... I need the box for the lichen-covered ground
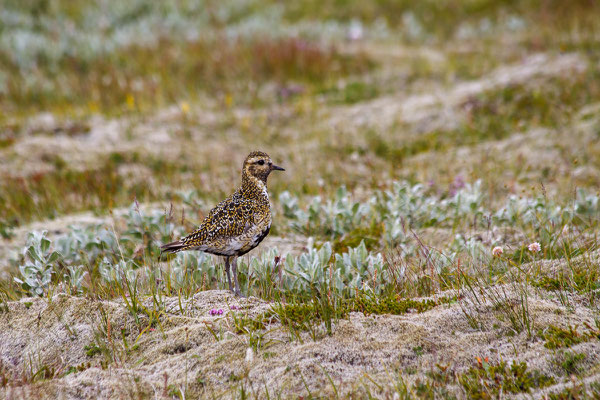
[1,1,600,398]
[1,283,599,399]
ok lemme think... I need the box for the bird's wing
[180,195,258,248]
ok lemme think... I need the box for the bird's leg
[224,257,233,292]
[232,257,244,297]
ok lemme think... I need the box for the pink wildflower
[528,242,541,253]
[492,246,503,257]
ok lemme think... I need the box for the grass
[1,31,374,123]
[554,351,586,376]
[0,151,227,229]
[366,68,600,165]
[277,0,600,40]
[4,55,600,230]
[534,267,600,296]
[1,162,140,227]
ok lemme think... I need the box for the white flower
[347,21,364,41]
[492,246,503,257]
[245,347,254,364]
[528,242,541,253]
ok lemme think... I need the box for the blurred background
[0,0,599,233]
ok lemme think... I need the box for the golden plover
[160,151,284,296]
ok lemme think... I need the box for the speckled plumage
[160,151,284,296]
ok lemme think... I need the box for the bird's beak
[271,164,285,171]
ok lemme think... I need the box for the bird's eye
[257,160,265,165]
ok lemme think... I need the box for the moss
[0,135,16,149]
[63,362,91,376]
[366,131,445,165]
[459,359,555,398]
[266,293,453,335]
[274,302,320,325]
[533,276,564,292]
[332,223,383,253]
[234,293,452,339]
[353,293,448,316]
[539,325,594,349]
[409,364,458,399]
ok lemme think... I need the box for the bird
[160,151,284,296]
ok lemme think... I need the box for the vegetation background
[1,0,600,398]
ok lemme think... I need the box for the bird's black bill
[272,165,285,171]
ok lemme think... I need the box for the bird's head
[242,151,285,183]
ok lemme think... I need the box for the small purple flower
[217,309,223,315]
[209,308,224,316]
[230,305,239,310]
[449,175,466,196]
[277,84,304,100]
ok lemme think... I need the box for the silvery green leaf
[48,251,60,263]
[40,236,51,254]
[26,245,43,263]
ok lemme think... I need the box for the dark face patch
[246,160,271,182]
[244,154,273,183]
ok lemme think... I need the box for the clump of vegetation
[539,325,598,349]
[459,358,555,398]
[84,344,102,358]
[13,231,61,296]
[553,351,587,376]
[353,292,450,316]
[281,182,600,250]
[548,381,600,400]
[231,291,452,343]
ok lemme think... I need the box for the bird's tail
[159,240,187,259]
